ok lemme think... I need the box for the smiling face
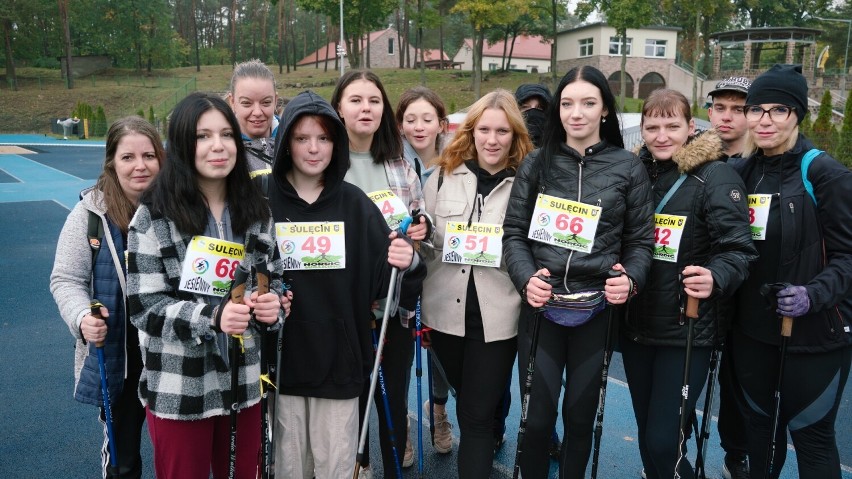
[641,112,695,161]
[474,107,513,174]
[747,103,798,157]
[559,80,608,152]
[289,115,333,183]
[336,78,384,142]
[229,77,277,139]
[114,133,160,205]
[401,98,442,157]
[194,109,237,184]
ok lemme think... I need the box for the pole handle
[90,300,106,348]
[686,295,699,319]
[781,316,793,337]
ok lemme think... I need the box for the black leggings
[358,316,414,478]
[516,306,613,479]
[717,333,748,456]
[621,337,712,479]
[430,330,517,478]
[732,329,851,479]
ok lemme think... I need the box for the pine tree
[148,106,155,124]
[94,106,108,137]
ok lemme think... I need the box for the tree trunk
[404,2,411,68]
[551,0,557,86]
[507,29,517,72]
[277,0,284,73]
[691,11,700,113]
[230,0,237,65]
[289,0,297,70]
[397,7,404,68]
[3,19,17,91]
[58,0,73,89]
[620,29,627,108]
[366,28,371,68]
[324,18,331,72]
[439,11,445,70]
[417,0,425,84]
[473,31,484,99]
[192,0,201,71]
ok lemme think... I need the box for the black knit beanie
[746,64,808,124]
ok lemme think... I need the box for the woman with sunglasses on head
[503,65,654,478]
[727,64,852,479]
[624,88,756,479]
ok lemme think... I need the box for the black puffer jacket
[624,131,757,347]
[503,141,654,295]
[729,134,852,353]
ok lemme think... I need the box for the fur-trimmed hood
[636,129,724,174]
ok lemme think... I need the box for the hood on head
[515,84,552,109]
[272,90,350,191]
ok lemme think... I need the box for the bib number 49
[302,236,331,254]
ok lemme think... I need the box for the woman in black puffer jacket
[623,89,757,479]
[503,65,654,479]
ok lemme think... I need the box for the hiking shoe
[402,418,414,468]
[423,400,453,453]
[358,466,372,479]
[640,468,647,478]
[723,453,749,479]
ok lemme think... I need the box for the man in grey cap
[707,75,752,479]
[708,77,751,159]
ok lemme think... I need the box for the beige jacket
[421,163,522,342]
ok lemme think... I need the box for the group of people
[50,59,850,479]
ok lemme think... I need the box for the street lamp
[814,15,851,94]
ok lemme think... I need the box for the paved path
[0,137,849,478]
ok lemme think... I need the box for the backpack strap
[437,166,444,193]
[655,173,688,214]
[87,210,104,264]
[801,148,823,206]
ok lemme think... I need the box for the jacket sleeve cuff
[75,309,88,344]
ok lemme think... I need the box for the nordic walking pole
[255,262,274,479]
[370,319,404,478]
[766,314,793,479]
[227,265,250,479]
[266,279,289,479]
[90,300,119,479]
[694,346,720,479]
[353,217,412,479]
[591,269,623,479]
[415,298,424,477]
[512,306,544,479]
[426,338,436,447]
[674,294,700,479]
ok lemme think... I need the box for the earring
[602,118,607,123]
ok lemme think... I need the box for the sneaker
[640,468,647,479]
[402,418,414,468]
[723,453,749,479]
[423,400,453,454]
[358,466,372,479]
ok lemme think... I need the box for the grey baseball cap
[709,77,751,97]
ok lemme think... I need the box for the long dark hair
[330,70,402,164]
[142,92,269,235]
[98,116,165,233]
[540,66,624,164]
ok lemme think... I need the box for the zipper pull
[789,202,795,214]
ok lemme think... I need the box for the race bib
[527,194,601,253]
[441,221,503,268]
[368,190,409,230]
[179,236,245,297]
[276,222,346,270]
[748,194,772,240]
[653,214,687,262]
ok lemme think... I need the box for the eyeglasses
[744,105,795,122]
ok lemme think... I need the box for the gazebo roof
[709,27,821,46]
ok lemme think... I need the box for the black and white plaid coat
[127,204,282,420]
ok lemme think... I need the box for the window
[388,38,395,55]
[579,38,594,57]
[489,63,498,71]
[645,39,667,57]
[609,37,632,55]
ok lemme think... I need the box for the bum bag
[543,290,607,327]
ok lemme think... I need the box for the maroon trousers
[146,403,261,479]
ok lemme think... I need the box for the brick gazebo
[709,27,822,81]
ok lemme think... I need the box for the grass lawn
[1,65,655,135]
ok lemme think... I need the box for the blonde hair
[439,89,533,173]
[742,125,799,157]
